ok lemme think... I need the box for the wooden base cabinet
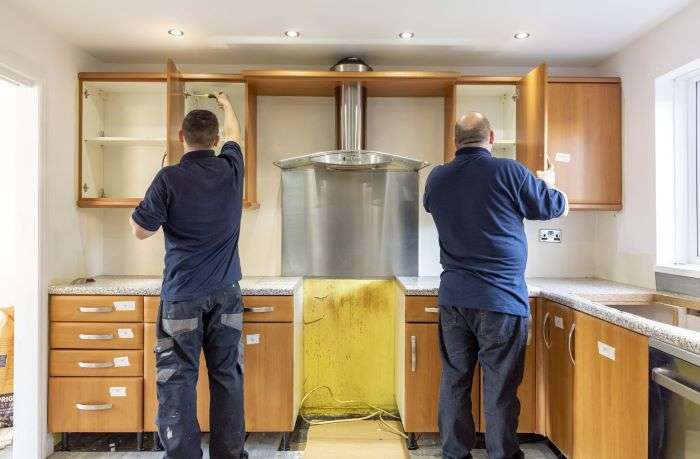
[541,300,574,457]
[396,294,480,434]
[573,311,649,459]
[143,293,303,434]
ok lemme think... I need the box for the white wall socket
[539,229,562,243]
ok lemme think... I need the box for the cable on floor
[299,385,408,439]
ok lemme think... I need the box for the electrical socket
[539,229,562,243]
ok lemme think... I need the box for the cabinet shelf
[84,137,166,147]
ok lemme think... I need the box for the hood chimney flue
[331,57,371,152]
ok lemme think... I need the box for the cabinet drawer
[50,350,143,377]
[50,296,143,322]
[50,323,143,350]
[405,296,440,323]
[144,296,160,323]
[48,377,143,433]
[243,296,294,323]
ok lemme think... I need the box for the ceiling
[11,0,693,67]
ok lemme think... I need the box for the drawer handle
[542,312,552,350]
[76,403,113,411]
[79,334,114,340]
[567,323,576,366]
[78,361,115,369]
[424,307,439,314]
[410,335,417,372]
[79,306,114,313]
[245,306,274,313]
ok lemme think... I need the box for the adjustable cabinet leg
[136,432,144,451]
[406,432,419,450]
[279,431,291,451]
[152,432,164,451]
[60,432,70,451]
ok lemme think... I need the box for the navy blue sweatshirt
[132,141,244,302]
[423,147,567,317]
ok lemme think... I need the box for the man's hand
[214,91,231,110]
[215,91,242,144]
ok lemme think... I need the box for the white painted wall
[595,0,700,288]
[0,2,100,457]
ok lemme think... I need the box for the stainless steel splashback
[281,168,419,277]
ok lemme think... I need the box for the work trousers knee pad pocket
[221,312,243,331]
[161,317,199,336]
[155,337,178,383]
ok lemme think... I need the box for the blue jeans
[155,284,245,459]
[438,306,528,459]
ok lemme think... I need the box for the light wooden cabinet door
[542,301,574,457]
[243,322,295,432]
[547,81,622,210]
[143,323,210,432]
[516,63,548,173]
[573,311,649,459]
[403,323,480,433]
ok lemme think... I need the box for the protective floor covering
[303,420,408,459]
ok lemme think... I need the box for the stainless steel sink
[602,302,680,327]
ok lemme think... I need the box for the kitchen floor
[48,425,558,458]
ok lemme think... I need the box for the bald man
[424,112,568,459]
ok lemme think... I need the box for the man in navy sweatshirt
[424,112,568,459]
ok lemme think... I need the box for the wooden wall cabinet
[573,310,648,459]
[541,300,574,457]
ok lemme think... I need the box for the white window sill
[656,264,700,279]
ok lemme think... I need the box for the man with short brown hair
[130,93,247,458]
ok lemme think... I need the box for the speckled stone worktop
[48,276,303,296]
[397,276,700,355]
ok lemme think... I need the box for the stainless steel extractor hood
[274,57,429,171]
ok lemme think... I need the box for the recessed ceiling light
[514,32,531,39]
[168,28,184,37]
[398,31,415,39]
[284,30,301,38]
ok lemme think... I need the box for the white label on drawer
[246,334,260,345]
[109,386,127,397]
[113,301,136,311]
[117,328,134,339]
[113,356,130,367]
[597,341,616,361]
[554,316,564,329]
[554,152,571,163]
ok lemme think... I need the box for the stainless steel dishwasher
[649,338,700,458]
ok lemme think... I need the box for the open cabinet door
[516,63,548,172]
[166,59,185,165]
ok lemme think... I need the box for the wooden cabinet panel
[50,350,143,377]
[516,63,548,172]
[243,296,294,322]
[144,296,159,323]
[48,377,143,433]
[50,322,143,350]
[243,322,296,431]
[143,323,210,432]
[573,311,648,459]
[403,323,480,433]
[404,296,440,323]
[50,295,143,322]
[166,59,185,165]
[543,301,574,456]
[547,82,621,208]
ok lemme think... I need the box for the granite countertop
[48,276,303,296]
[397,276,700,355]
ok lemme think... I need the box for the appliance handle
[410,335,417,372]
[567,323,576,366]
[652,368,700,406]
[244,307,275,313]
[79,306,114,313]
[542,312,552,349]
[424,307,439,314]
